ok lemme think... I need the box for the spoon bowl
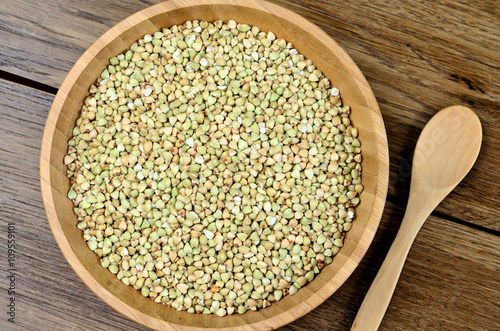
[413,106,482,191]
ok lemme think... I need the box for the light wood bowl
[40,0,389,329]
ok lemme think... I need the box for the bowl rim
[40,0,389,329]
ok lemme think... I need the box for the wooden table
[1,0,499,330]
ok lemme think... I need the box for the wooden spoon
[351,105,482,331]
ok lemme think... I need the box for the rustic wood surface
[2,0,499,231]
[0,0,499,330]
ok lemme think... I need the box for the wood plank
[269,0,500,230]
[282,210,500,331]
[1,0,498,230]
[0,0,166,87]
[380,217,500,331]
[0,79,498,330]
[0,79,145,330]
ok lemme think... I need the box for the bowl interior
[42,1,387,329]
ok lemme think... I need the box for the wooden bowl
[40,0,389,329]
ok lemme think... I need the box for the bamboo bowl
[40,0,388,329]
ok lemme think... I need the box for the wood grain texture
[1,0,499,230]
[268,0,500,231]
[39,0,388,329]
[0,77,497,330]
[0,79,145,331]
[1,0,499,330]
[0,0,165,87]
[268,0,500,230]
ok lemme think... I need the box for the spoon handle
[351,214,425,331]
